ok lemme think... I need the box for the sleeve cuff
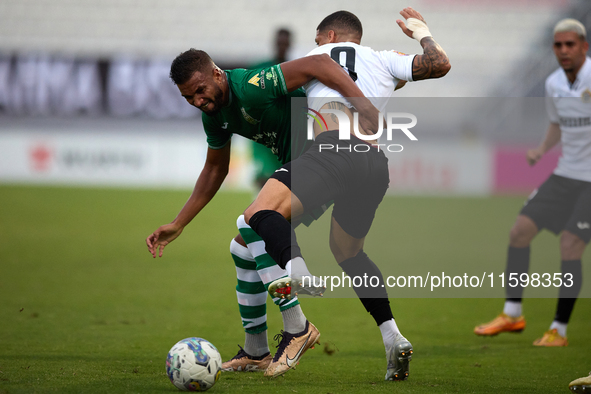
[208,139,231,150]
[276,64,289,95]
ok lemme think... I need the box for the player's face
[177,68,226,115]
[553,31,589,73]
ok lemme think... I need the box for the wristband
[406,18,432,42]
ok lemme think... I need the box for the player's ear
[212,66,223,82]
[328,30,337,43]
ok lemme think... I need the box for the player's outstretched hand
[396,7,427,39]
[146,223,184,258]
[526,147,544,166]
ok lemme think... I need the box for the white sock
[281,304,307,334]
[289,256,313,278]
[550,321,567,337]
[244,331,269,357]
[379,318,401,349]
[503,301,522,318]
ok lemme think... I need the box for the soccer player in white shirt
[242,8,450,379]
[475,18,591,346]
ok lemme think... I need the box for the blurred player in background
[249,28,293,190]
[475,18,590,347]
[145,48,379,374]
[251,28,292,70]
[243,8,450,379]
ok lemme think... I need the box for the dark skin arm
[411,37,451,80]
[146,143,231,257]
[280,54,380,133]
[527,123,561,166]
[396,7,451,80]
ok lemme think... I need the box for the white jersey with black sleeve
[546,56,591,182]
[304,42,415,113]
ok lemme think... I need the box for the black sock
[249,210,301,270]
[554,259,582,323]
[505,246,530,302]
[339,250,393,326]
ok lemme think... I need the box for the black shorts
[270,130,390,239]
[520,174,591,243]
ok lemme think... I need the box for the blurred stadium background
[1,0,590,194]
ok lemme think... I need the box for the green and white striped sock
[230,239,268,336]
[237,215,300,312]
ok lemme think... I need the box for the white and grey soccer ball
[166,337,222,392]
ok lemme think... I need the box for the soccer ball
[166,337,222,392]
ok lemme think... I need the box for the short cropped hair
[317,11,363,39]
[170,49,214,85]
[554,18,587,40]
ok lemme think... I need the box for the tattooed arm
[411,37,451,80]
[396,7,451,80]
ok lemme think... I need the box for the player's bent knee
[329,237,363,264]
[243,207,255,224]
[509,215,538,247]
[243,179,293,224]
[332,249,362,265]
[508,228,529,247]
[244,206,290,225]
[560,231,586,260]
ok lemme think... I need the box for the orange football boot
[533,329,568,347]
[474,313,526,336]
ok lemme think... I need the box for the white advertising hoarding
[0,131,206,188]
[0,131,492,195]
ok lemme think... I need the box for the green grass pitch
[0,185,589,393]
